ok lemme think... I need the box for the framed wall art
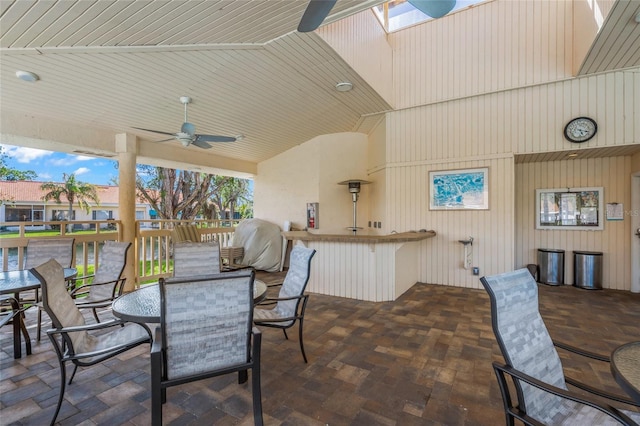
[535,187,604,230]
[429,167,489,210]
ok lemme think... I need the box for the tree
[209,176,252,220]
[0,147,37,181]
[40,173,100,231]
[136,166,228,220]
[136,166,253,221]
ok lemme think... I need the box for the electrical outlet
[472,267,480,275]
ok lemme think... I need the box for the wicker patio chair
[173,240,221,277]
[481,268,640,426]
[253,245,316,363]
[151,271,263,426]
[31,259,151,426]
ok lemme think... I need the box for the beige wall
[256,0,639,292]
[516,156,633,290]
[254,132,369,234]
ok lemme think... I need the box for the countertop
[282,230,436,243]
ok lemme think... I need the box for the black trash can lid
[573,250,603,256]
[538,248,565,253]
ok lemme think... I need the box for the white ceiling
[0,0,389,168]
[1,0,639,172]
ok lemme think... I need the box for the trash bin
[574,251,603,290]
[537,249,565,285]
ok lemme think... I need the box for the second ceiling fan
[134,97,239,149]
[298,0,456,32]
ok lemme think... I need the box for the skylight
[373,0,487,32]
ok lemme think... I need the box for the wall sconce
[338,179,371,234]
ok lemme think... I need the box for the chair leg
[68,364,79,385]
[51,359,67,426]
[298,320,307,363]
[252,332,263,426]
[92,308,101,323]
[36,307,42,342]
[18,312,32,356]
[282,329,288,340]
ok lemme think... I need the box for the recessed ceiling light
[16,70,39,82]
[567,153,579,158]
[336,82,353,92]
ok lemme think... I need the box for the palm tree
[41,173,100,232]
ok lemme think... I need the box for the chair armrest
[553,340,639,406]
[151,326,163,355]
[70,278,119,295]
[259,294,305,303]
[554,340,610,362]
[493,362,638,425]
[46,319,128,334]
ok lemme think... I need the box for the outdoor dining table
[112,279,268,324]
[0,268,77,358]
[611,341,640,404]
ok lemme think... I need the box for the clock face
[564,117,597,143]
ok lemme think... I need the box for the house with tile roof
[0,181,151,228]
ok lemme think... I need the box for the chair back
[30,259,88,351]
[173,241,221,278]
[173,224,201,243]
[276,246,316,319]
[25,238,74,269]
[159,271,256,380]
[481,268,567,423]
[90,241,131,300]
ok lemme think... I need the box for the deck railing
[1,219,239,286]
[136,219,238,284]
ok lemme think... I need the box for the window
[5,205,45,222]
[373,0,487,32]
[52,210,76,221]
[92,210,113,220]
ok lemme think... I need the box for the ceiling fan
[298,0,456,32]
[133,97,239,149]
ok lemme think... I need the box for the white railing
[1,219,239,286]
[0,220,122,276]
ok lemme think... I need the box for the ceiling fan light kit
[16,70,39,82]
[133,96,238,149]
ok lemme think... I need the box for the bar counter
[282,230,437,302]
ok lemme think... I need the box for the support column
[116,133,138,292]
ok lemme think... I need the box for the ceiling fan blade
[191,139,213,149]
[181,122,196,136]
[195,134,237,143]
[298,0,337,32]
[154,137,176,143]
[133,127,176,136]
[407,0,456,18]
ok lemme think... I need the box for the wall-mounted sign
[536,187,604,230]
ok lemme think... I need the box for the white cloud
[38,172,52,180]
[74,167,90,176]
[74,155,94,162]
[1,145,52,163]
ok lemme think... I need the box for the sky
[1,143,118,186]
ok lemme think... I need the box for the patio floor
[2,271,639,425]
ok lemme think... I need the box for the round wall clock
[564,117,597,143]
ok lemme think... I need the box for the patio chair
[172,224,201,243]
[151,271,263,426]
[69,241,131,321]
[253,245,316,363]
[173,240,221,277]
[481,268,640,426]
[30,259,151,426]
[23,238,75,332]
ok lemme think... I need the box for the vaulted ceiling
[1,0,639,176]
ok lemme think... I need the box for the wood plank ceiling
[0,0,389,166]
[1,0,638,170]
